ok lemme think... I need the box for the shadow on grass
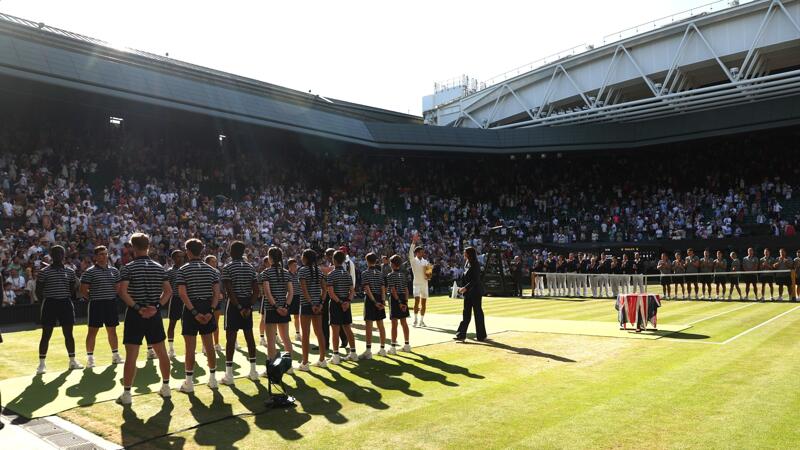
[651,329,711,340]
[188,390,250,449]
[65,364,117,405]
[6,371,69,420]
[230,381,315,440]
[306,366,392,408]
[397,352,486,380]
[462,339,577,362]
[121,398,185,449]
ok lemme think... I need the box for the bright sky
[1,0,724,115]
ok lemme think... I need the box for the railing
[433,0,756,100]
[602,0,751,43]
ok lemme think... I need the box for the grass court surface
[1,294,799,449]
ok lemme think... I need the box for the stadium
[1,0,800,448]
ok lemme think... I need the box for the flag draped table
[615,294,661,332]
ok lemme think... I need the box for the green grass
[2,296,799,449]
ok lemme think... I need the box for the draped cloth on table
[616,294,661,330]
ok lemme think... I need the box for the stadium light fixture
[265,352,295,408]
[218,134,226,142]
[108,116,123,127]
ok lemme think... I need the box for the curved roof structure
[1,5,799,154]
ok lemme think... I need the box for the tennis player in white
[409,233,431,327]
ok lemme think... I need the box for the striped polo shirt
[297,266,323,306]
[176,259,220,301]
[120,256,168,305]
[385,270,408,301]
[289,271,301,299]
[39,264,77,299]
[327,266,352,300]
[221,259,257,304]
[166,266,180,298]
[361,267,384,302]
[80,265,120,302]
[260,267,291,309]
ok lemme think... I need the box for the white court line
[720,304,800,345]
[687,302,757,325]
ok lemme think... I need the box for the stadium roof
[1,9,800,154]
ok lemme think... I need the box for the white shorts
[413,282,429,298]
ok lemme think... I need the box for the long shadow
[652,330,711,340]
[394,350,485,380]
[169,358,207,381]
[121,398,184,449]
[344,358,426,396]
[305,367,390,409]
[188,390,250,450]
[5,371,70,419]
[131,358,162,394]
[462,339,576,362]
[65,364,117,406]
[290,374,348,425]
[230,382,311,441]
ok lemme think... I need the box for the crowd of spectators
[0,110,799,306]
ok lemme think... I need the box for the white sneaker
[179,380,194,393]
[147,348,156,360]
[402,344,412,352]
[259,337,267,347]
[298,363,310,372]
[86,356,95,368]
[208,375,218,389]
[168,349,176,359]
[69,360,84,370]
[294,333,301,342]
[112,353,123,364]
[35,362,46,375]
[387,346,397,355]
[346,352,359,362]
[418,320,427,327]
[359,350,373,360]
[314,360,328,368]
[159,383,171,398]
[413,317,418,327]
[215,344,223,352]
[328,354,341,365]
[377,348,387,357]
[248,369,259,381]
[221,374,235,386]
[116,391,132,405]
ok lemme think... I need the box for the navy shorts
[299,302,323,316]
[264,307,291,324]
[329,301,353,325]
[224,302,255,331]
[41,298,75,327]
[123,308,166,346]
[364,300,386,321]
[288,295,300,315]
[87,300,120,328]
[390,296,409,320]
[182,301,217,336]
[167,296,183,321]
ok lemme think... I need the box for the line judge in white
[409,233,432,327]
